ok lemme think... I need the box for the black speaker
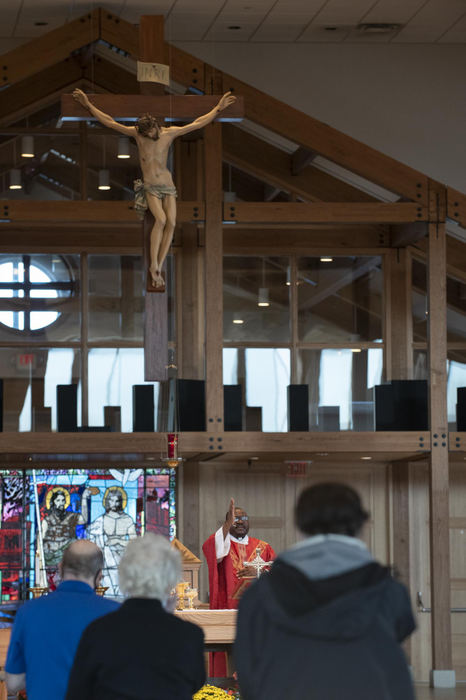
[132,385,154,432]
[375,380,428,431]
[287,385,309,431]
[57,384,78,432]
[177,379,206,431]
[375,384,395,431]
[318,406,340,431]
[0,378,3,432]
[392,380,428,430]
[457,387,466,431]
[224,385,242,431]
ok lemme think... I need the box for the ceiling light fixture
[98,169,110,190]
[258,287,270,307]
[9,169,22,190]
[320,256,333,262]
[21,135,34,158]
[361,456,372,460]
[233,317,244,324]
[117,136,130,159]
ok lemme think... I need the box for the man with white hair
[66,533,206,700]
[5,540,119,700]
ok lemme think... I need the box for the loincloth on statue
[133,179,177,219]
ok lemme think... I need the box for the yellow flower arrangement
[193,684,233,699]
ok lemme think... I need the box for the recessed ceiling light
[232,318,244,324]
[320,256,333,262]
[34,21,48,26]
[361,456,372,460]
[228,25,242,30]
[357,22,402,34]
[325,27,338,31]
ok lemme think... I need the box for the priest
[202,498,275,676]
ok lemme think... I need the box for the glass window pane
[223,256,290,342]
[297,348,383,431]
[0,254,80,342]
[0,348,81,432]
[88,255,144,342]
[88,348,159,432]
[223,348,290,431]
[88,254,175,343]
[412,258,466,343]
[297,256,383,342]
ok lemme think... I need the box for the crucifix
[61,15,243,381]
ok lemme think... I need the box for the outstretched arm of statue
[167,91,237,138]
[72,88,136,136]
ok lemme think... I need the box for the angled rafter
[223,124,377,203]
[221,72,429,204]
[0,60,83,125]
[0,10,100,88]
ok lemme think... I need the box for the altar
[175,609,237,675]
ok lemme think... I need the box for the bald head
[61,540,104,586]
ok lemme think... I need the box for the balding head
[60,540,104,587]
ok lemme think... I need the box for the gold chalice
[175,581,189,610]
[185,587,197,609]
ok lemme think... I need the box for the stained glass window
[0,469,176,601]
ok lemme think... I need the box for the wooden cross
[61,16,243,382]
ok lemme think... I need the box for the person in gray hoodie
[234,482,415,700]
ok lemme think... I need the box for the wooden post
[204,115,224,430]
[139,16,168,381]
[427,182,453,687]
[178,138,204,379]
[386,249,414,660]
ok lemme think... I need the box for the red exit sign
[16,353,36,370]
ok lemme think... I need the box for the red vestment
[202,533,275,676]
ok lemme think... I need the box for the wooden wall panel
[196,461,390,606]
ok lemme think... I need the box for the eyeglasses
[234,516,249,522]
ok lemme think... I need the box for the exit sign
[16,353,36,371]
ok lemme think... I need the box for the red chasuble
[202,533,276,677]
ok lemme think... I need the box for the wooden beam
[204,120,224,430]
[291,146,316,175]
[427,210,453,675]
[447,187,466,229]
[390,222,427,248]
[0,9,99,88]
[61,94,244,121]
[178,139,204,380]
[0,431,429,455]
[219,73,429,204]
[83,55,139,94]
[225,202,426,225]
[223,125,377,203]
[1,200,204,225]
[385,248,413,381]
[0,60,82,125]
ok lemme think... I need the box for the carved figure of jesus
[73,88,236,289]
